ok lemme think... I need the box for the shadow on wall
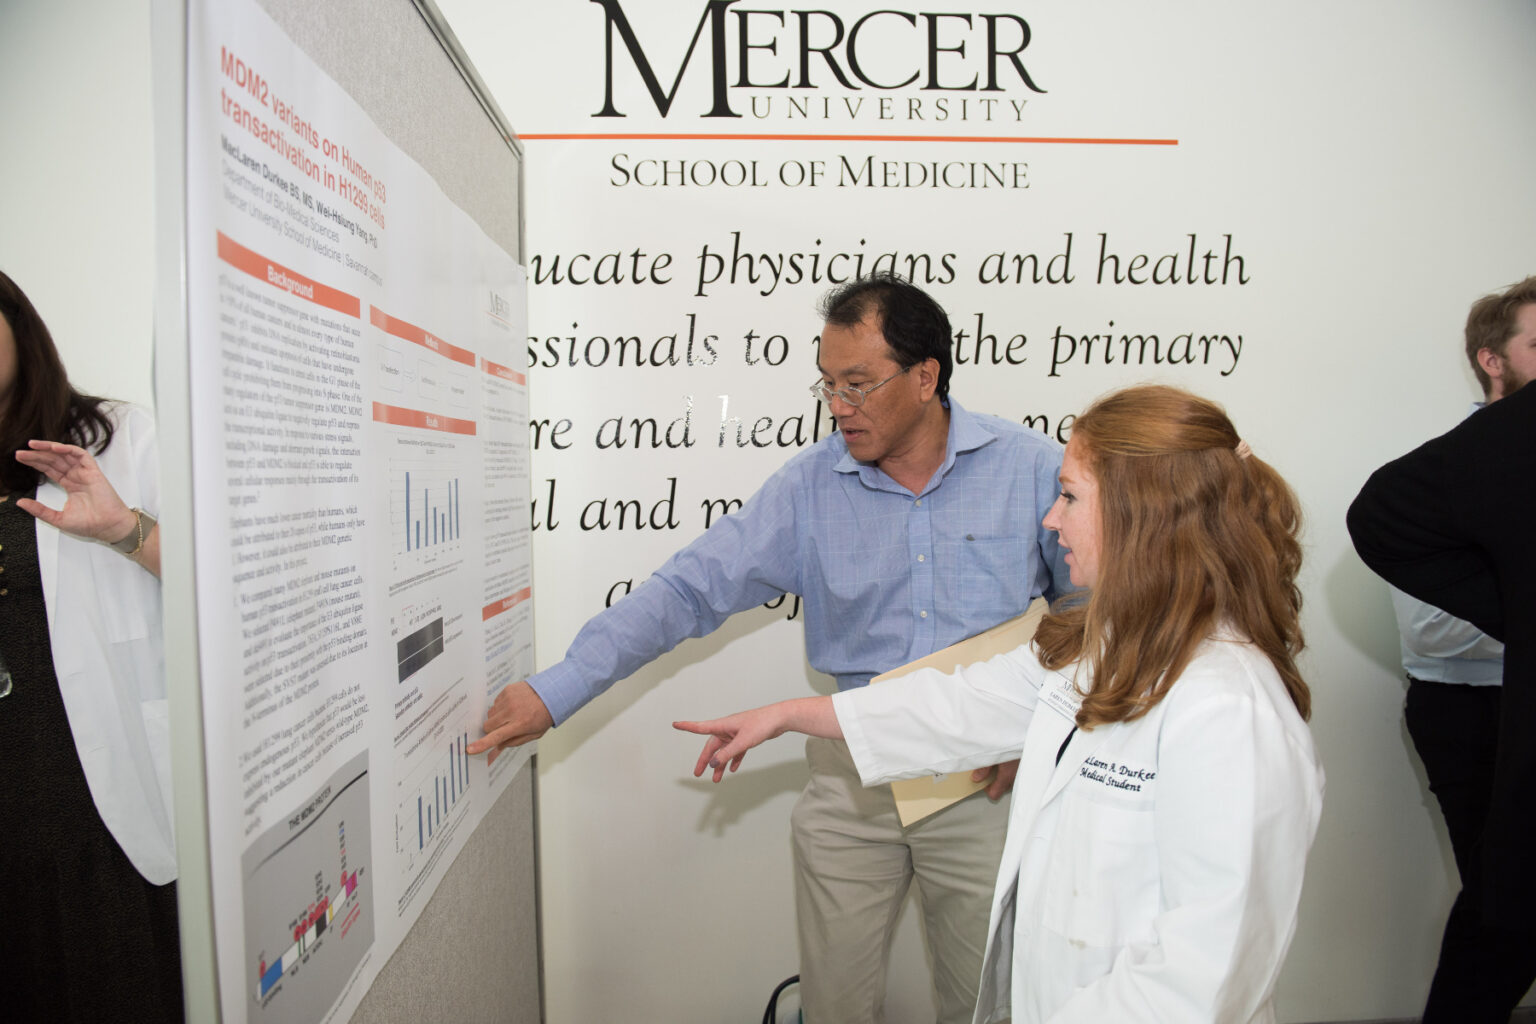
[676,759,811,837]
[1321,549,1400,673]
[1324,548,1460,879]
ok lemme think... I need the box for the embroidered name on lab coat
[1080,755,1157,793]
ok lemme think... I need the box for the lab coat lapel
[1010,668,1082,822]
[1023,664,1111,810]
[977,667,1088,1022]
[1040,720,1113,806]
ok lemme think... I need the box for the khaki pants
[791,737,1009,1024]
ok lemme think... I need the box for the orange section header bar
[482,358,526,386]
[519,132,1178,146]
[371,402,477,436]
[483,587,533,621]
[369,306,476,366]
[217,232,361,317]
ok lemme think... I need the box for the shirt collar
[832,397,998,494]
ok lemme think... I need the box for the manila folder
[872,596,1049,827]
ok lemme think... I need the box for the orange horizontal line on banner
[371,401,477,436]
[368,306,476,367]
[519,132,1178,145]
[483,587,533,621]
[482,358,527,386]
[216,232,361,316]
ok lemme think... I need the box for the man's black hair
[817,272,953,400]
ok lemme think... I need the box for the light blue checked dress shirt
[529,399,1072,725]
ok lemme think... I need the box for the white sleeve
[834,642,1045,786]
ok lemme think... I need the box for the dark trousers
[1407,679,1536,1022]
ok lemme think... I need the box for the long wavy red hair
[1034,385,1309,727]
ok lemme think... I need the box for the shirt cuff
[527,661,589,726]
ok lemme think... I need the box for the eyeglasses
[808,365,911,407]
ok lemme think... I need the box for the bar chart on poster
[394,729,473,910]
[392,461,463,555]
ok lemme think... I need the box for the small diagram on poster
[243,752,374,1022]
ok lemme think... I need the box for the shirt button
[919,610,928,618]
[914,499,922,507]
[917,554,925,562]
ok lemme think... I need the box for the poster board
[151,0,539,1020]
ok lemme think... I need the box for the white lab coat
[35,404,175,884]
[835,632,1323,1024]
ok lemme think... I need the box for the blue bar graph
[401,469,461,552]
[411,732,471,852]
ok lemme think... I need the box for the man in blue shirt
[469,273,1070,1023]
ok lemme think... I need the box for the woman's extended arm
[679,642,1047,786]
[674,696,841,782]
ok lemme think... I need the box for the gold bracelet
[110,508,156,556]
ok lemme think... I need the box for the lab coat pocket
[1041,794,1160,953]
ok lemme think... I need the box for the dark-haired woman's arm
[15,439,160,578]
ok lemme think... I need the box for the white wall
[9,0,1536,1021]
[0,0,156,409]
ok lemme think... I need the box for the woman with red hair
[679,384,1323,1024]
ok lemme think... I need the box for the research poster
[433,1,1536,1021]
[183,1,531,1020]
